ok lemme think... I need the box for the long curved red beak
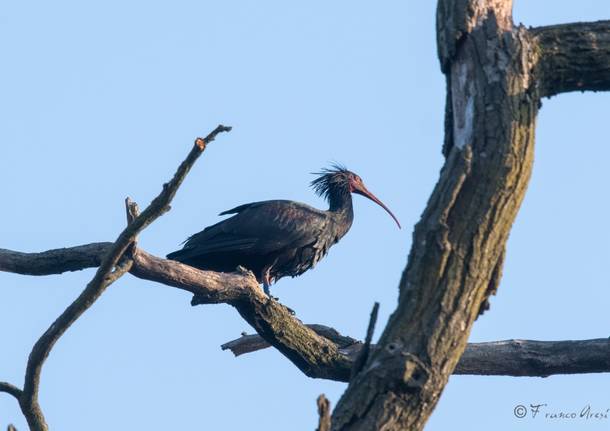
[352,183,401,229]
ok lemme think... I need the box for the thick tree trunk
[330,1,540,429]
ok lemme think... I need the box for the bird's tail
[166,249,186,261]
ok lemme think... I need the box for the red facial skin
[349,175,401,228]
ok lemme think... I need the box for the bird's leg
[261,266,274,298]
[260,266,295,314]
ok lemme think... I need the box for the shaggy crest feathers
[310,163,351,201]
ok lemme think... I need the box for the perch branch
[3,244,610,381]
[1,245,353,381]
[125,249,354,380]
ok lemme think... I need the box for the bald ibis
[167,165,400,295]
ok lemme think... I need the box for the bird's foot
[264,293,280,301]
[262,279,274,297]
[262,293,294,314]
[236,265,255,278]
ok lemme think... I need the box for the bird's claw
[264,295,295,315]
[236,265,255,277]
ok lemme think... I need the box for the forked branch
[1,125,231,431]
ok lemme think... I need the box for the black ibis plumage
[167,165,400,295]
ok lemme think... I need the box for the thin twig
[125,197,141,224]
[16,126,231,431]
[351,302,379,379]
[316,394,331,431]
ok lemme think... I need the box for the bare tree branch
[220,325,359,357]
[0,243,113,276]
[3,243,610,381]
[222,330,610,378]
[534,20,610,97]
[135,250,355,380]
[1,244,354,382]
[118,248,355,380]
[0,381,23,400]
[0,241,353,381]
[454,338,610,376]
[230,292,353,381]
[125,197,141,225]
[130,249,258,302]
[316,395,332,431]
[6,125,231,431]
[350,302,379,379]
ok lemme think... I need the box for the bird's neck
[327,191,354,240]
[328,189,353,217]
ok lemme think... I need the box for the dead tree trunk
[329,1,610,430]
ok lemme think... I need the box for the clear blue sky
[1,1,609,430]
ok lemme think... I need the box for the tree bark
[4,245,610,382]
[0,126,232,431]
[222,331,610,378]
[534,20,610,97]
[453,338,610,377]
[317,395,332,431]
[330,1,541,429]
[0,243,112,275]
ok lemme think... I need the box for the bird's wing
[168,200,327,260]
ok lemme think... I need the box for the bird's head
[311,164,401,228]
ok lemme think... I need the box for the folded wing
[166,200,327,274]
